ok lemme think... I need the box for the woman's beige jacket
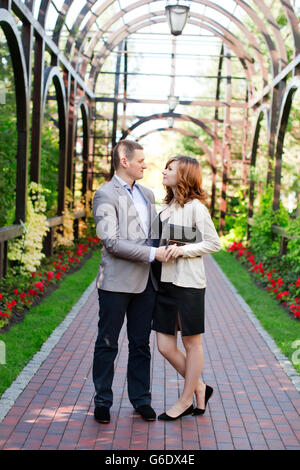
[159,199,222,288]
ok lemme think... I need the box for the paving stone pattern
[0,256,299,450]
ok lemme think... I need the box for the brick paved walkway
[0,256,299,450]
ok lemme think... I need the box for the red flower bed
[227,241,300,319]
[0,236,101,330]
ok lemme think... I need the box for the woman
[152,156,222,421]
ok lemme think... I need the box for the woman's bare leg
[156,331,206,414]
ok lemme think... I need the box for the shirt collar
[114,174,136,191]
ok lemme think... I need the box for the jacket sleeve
[181,202,222,258]
[93,189,152,263]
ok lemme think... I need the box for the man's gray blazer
[93,175,158,293]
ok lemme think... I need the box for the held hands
[155,244,184,263]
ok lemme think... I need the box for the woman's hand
[165,244,184,262]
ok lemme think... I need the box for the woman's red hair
[164,156,208,207]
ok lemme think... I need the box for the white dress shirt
[114,174,156,262]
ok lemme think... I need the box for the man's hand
[165,244,184,262]
[155,246,168,262]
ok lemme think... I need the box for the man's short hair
[112,140,143,170]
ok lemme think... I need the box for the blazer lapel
[112,176,147,237]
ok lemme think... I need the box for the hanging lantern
[165,1,190,36]
[168,95,179,112]
[167,117,175,128]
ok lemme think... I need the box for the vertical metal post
[219,46,232,234]
[110,41,123,177]
[121,39,128,135]
[66,75,76,194]
[211,44,224,219]
[241,87,250,193]
[30,34,44,183]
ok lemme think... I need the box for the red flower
[0,293,3,300]
[47,271,54,281]
[13,289,18,295]
[34,281,44,291]
[0,312,10,318]
[55,272,61,280]
[277,277,284,287]
[276,291,289,300]
[295,278,300,287]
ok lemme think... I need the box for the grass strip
[212,250,300,376]
[0,249,100,397]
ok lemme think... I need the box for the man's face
[122,149,147,181]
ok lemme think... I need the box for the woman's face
[162,160,178,188]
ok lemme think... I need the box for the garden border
[0,277,96,423]
[211,256,300,393]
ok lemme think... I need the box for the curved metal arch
[88,16,254,90]
[70,0,268,87]
[121,112,222,152]
[74,98,90,197]
[247,104,270,221]
[38,0,52,28]
[42,66,68,215]
[69,0,278,83]
[137,127,213,165]
[234,1,280,78]
[279,0,300,57]
[25,0,36,11]
[42,66,67,117]
[79,3,261,79]
[0,8,29,223]
[249,0,288,70]
[88,10,255,78]
[249,104,270,167]
[52,0,73,46]
[273,76,300,210]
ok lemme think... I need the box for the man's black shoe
[135,404,156,421]
[94,406,110,423]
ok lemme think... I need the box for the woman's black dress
[151,213,205,337]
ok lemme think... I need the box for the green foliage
[283,217,300,278]
[0,32,17,227]
[220,188,249,248]
[40,98,60,217]
[250,185,289,261]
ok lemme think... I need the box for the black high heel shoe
[158,404,194,421]
[193,385,213,415]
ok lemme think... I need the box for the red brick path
[0,256,299,450]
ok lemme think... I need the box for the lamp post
[165,1,190,36]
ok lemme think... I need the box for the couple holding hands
[92,139,221,424]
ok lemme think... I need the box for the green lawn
[0,249,100,397]
[212,250,300,375]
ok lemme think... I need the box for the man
[92,139,166,423]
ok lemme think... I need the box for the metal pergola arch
[0,0,299,279]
